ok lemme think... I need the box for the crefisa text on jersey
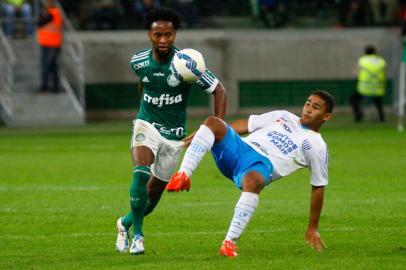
[143,93,183,107]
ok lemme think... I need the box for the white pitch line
[0,186,102,192]
[0,227,403,240]
[0,145,120,151]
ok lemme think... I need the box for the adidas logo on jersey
[143,93,183,107]
[142,76,150,83]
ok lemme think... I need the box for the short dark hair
[365,45,376,55]
[144,7,181,30]
[311,91,335,113]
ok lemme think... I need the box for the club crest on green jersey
[167,74,180,87]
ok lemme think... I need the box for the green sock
[144,198,160,217]
[130,166,150,236]
[121,212,132,228]
[121,196,160,229]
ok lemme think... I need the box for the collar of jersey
[300,123,310,130]
[300,122,321,135]
[149,48,175,69]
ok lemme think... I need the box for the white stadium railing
[0,28,16,121]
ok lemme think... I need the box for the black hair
[144,7,181,30]
[311,91,335,113]
[365,45,376,55]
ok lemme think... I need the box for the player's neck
[152,49,172,63]
[299,120,320,133]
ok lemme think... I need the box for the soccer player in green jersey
[115,7,227,255]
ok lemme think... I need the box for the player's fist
[166,171,191,192]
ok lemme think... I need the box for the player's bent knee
[203,116,221,127]
[203,116,226,135]
[242,172,266,193]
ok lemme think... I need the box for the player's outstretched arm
[212,82,227,120]
[305,185,327,252]
[183,82,226,147]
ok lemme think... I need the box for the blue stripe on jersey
[301,139,312,151]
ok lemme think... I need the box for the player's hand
[166,171,191,192]
[305,228,327,252]
[182,131,196,147]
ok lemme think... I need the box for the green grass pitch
[0,115,405,269]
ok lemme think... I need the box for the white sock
[225,192,259,242]
[180,125,215,177]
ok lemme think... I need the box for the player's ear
[323,113,332,122]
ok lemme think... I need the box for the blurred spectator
[2,0,33,38]
[336,0,368,26]
[370,0,397,25]
[315,0,327,19]
[58,0,80,28]
[133,0,160,27]
[347,0,369,26]
[258,0,289,28]
[172,0,200,28]
[350,45,387,122]
[336,0,349,27]
[400,0,406,36]
[249,0,260,18]
[196,0,222,17]
[89,0,123,30]
[37,0,63,93]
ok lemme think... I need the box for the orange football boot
[219,240,238,257]
[166,171,191,192]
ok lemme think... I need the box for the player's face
[300,95,332,132]
[148,21,176,57]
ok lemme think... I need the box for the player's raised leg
[167,117,227,191]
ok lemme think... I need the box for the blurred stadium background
[0,0,405,127]
[1,2,406,270]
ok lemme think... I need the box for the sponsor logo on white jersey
[267,130,298,155]
[143,93,183,107]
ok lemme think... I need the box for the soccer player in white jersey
[166,91,334,256]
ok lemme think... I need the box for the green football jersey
[130,47,218,141]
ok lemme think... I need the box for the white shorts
[130,119,184,181]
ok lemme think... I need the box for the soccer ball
[171,48,206,83]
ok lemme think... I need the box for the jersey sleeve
[248,111,279,133]
[130,50,150,77]
[194,69,219,94]
[305,140,329,186]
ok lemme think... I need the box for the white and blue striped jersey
[243,110,329,186]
